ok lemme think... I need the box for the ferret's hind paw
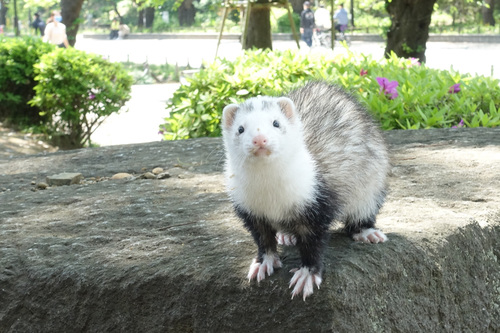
[276,232,297,246]
[247,253,282,282]
[353,228,388,244]
[289,267,322,301]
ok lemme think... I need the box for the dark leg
[236,207,281,282]
[245,215,278,263]
[344,215,376,236]
[295,232,328,275]
[344,215,387,243]
[289,231,329,300]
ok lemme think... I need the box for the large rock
[1,128,499,332]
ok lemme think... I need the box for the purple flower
[376,77,399,99]
[452,119,465,128]
[88,93,96,100]
[360,69,368,76]
[448,83,461,94]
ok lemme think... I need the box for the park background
[0,0,499,152]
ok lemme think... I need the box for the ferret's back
[287,82,389,215]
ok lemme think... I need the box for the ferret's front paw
[289,267,322,301]
[353,228,388,243]
[276,232,297,246]
[247,253,282,282]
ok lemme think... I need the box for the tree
[289,0,303,13]
[133,1,157,28]
[482,0,495,26]
[244,3,272,49]
[13,0,19,36]
[145,5,154,27]
[0,0,8,27]
[61,0,85,46]
[178,0,195,26]
[384,0,437,63]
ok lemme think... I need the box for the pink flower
[88,93,96,100]
[376,77,399,99]
[448,83,461,94]
[360,69,368,76]
[452,119,465,128]
[409,57,421,66]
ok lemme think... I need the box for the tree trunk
[244,5,272,50]
[13,0,19,36]
[289,0,304,14]
[138,9,144,28]
[178,0,196,27]
[145,6,154,28]
[60,0,85,47]
[0,0,7,26]
[384,0,436,63]
[482,0,495,26]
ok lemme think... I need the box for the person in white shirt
[315,4,331,31]
[334,3,349,33]
[43,11,70,48]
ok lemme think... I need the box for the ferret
[222,81,390,300]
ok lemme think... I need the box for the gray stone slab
[46,172,83,186]
[0,128,499,332]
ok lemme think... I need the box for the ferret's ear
[277,97,296,122]
[222,104,239,129]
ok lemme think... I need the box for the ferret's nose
[252,135,268,147]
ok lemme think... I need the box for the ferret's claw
[353,228,388,244]
[289,267,322,301]
[276,232,297,246]
[247,253,282,282]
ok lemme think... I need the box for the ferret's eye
[238,126,245,134]
[273,120,280,128]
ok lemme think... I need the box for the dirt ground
[0,122,57,158]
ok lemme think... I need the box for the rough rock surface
[1,128,499,332]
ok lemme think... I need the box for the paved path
[91,84,179,146]
[81,37,499,147]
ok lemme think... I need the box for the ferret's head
[222,96,302,164]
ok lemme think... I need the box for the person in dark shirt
[300,1,315,47]
[32,13,45,36]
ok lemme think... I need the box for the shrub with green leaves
[0,36,55,127]
[275,12,300,33]
[29,48,133,148]
[160,48,500,140]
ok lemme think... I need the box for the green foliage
[275,12,300,33]
[121,61,181,84]
[160,48,500,140]
[29,48,133,148]
[0,36,56,127]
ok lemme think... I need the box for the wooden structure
[215,0,301,58]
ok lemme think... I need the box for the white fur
[247,253,282,282]
[276,232,297,246]
[352,228,388,243]
[289,267,322,301]
[223,97,318,223]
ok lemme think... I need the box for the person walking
[315,4,331,31]
[334,3,349,33]
[43,11,70,48]
[300,1,315,47]
[32,13,45,36]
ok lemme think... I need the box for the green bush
[160,48,500,140]
[29,48,133,148]
[0,36,55,127]
[275,12,300,33]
